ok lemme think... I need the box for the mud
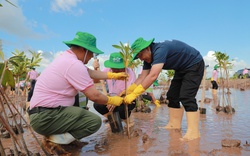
[1,83,250,156]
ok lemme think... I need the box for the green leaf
[0,50,4,61]
[2,69,15,87]
[0,63,15,88]
[112,45,122,50]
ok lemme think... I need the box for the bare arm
[140,63,164,89]
[88,68,108,80]
[133,69,149,85]
[82,85,108,104]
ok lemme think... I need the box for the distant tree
[213,51,234,114]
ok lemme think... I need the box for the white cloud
[35,50,250,79]
[51,0,83,15]
[36,50,64,73]
[203,51,250,78]
[0,0,43,39]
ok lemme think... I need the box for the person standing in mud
[25,67,39,102]
[242,68,249,78]
[211,65,219,95]
[123,37,204,141]
[28,32,129,153]
[93,52,136,128]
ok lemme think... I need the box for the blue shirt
[143,40,203,71]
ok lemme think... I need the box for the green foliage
[9,50,41,78]
[0,50,4,61]
[112,42,135,68]
[0,49,42,88]
[165,70,175,79]
[0,63,15,87]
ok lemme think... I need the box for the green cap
[104,52,125,69]
[214,64,219,69]
[153,80,159,86]
[63,31,104,54]
[131,37,154,60]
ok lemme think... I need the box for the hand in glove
[124,84,145,104]
[119,83,137,96]
[154,100,161,107]
[106,96,123,106]
[107,72,128,80]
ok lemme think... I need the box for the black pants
[94,103,136,120]
[27,80,36,102]
[167,60,204,112]
[211,80,218,89]
[141,94,152,101]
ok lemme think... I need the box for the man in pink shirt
[28,32,129,154]
[93,52,136,130]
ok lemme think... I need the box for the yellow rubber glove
[154,100,161,107]
[124,84,145,104]
[107,72,128,80]
[119,83,137,96]
[106,96,123,106]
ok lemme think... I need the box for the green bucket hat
[131,37,155,60]
[63,31,104,54]
[214,64,219,69]
[104,52,125,69]
[153,80,159,86]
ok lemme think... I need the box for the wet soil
[2,80,250,156]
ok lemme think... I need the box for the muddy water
[2,88,250,156]
[78,88,250,156]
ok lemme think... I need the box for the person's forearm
[90,92,108,104]
[83,86,108,104]
[88,69,108,80]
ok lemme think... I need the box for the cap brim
[132,38,155,60]
[63,41,104,54]
[104,61,125,69]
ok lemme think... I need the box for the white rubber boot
[48,132,76,144]
[164,107,184,129]
[181,111,200,141]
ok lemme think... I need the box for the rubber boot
[153,100,161,107]
[214,89,217,95]
[181,111,200,141]
[164,107,184,129]
[48,132,76,144]
[212,89,217,95]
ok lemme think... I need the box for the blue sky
[1,0,250,77]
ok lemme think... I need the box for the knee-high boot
[181,111,200,141]
[164,107,184,129]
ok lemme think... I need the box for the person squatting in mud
[93,52,136,128]
[28,32,130,149]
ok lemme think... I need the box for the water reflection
[79,88,250,155]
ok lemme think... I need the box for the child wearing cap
[93,52,136,128]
